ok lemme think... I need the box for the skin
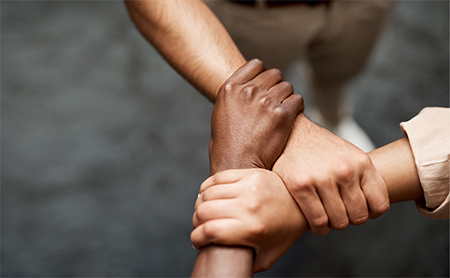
[273,114,389,233]
[369,137,422,204]
[125,0,389,235]
[191,60,304,277]
[124,0,245,102]
[193,169,306,273]
[192,137,424,273]
[125,0,389,275]
[209,59,304,174]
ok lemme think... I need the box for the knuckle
[192,213,198,228]
[241,84,258,99]
[203,222,219,239]
[356,153,371,168]
[269,68,283,79]
[332,219,349,230]
[336,162,353,183]
[380,201,390,213]
[201,190,209,202]
[272,106,289,121]
[352,214,369,226]
[246,197,262,213]
[293,94,305,109]
[202,181,214,194]
[195,204,208,221]
[211,171,225,184]
[290,175,315,195]
[190,232,199,247]
[316,229,330,236]
[249,169,265,182]
[221,81,236,96]
[250,58,264,68]
[312,216,329,229]
[281,81,293,91]
[258,95,271,107]
[372,200,390,217]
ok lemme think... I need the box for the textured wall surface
[2,1,449,277]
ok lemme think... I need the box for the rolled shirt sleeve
[400,107,449,219]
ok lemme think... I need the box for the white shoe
[308,108,376,152]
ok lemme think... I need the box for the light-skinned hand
[191,169,307,273]
[273,114,390,235]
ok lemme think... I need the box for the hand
[191,169,308,273]
[273,114,390,235]
[209,59,304,174]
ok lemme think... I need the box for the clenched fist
[209,59,304,174]
[192,169,307,273]
[273,115,390,235]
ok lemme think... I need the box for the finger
[280,93,304,117]
[202,184,239,202]
[200,169,247,193]
[194,184,239,211]
[194,193,203,211]
[191,219,245,250]
[251,68,283,90]
[193,199,239,228]
[268,81,293,102]
[316,180,349,231]
[290,185,330,235]
[361,164,390,219]
[338,178,369,226]
[227,59,266,85]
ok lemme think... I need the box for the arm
[124,0,245,102]
[124,2,256,274]
[370,137,423,204]
[272,113,390,235]
[191,137,425,273]
[126,0,389,237]
[127,0,392,246]
[192,60,303,277]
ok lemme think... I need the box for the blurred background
[2,1,449,277]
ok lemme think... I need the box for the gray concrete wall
[2,1,448,277]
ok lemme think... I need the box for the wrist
[210,159,255,175]
[192,245,253,277]
[272,113,313,173]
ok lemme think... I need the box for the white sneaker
[308,108,375,152]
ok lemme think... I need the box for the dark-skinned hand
[209,59,304,175]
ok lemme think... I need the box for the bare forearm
[125,2,251,275]
[274,114,424,203]
[192,245,253,277]
[191,162,254,277]
[368,137,424,204]
[125,0,245,102]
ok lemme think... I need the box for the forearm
[192,245,253,277]
[368,137,424,204]
[273,114,424,204]
[192,132,424,274]
[125,0,245,102]
[191,161,254,277]
[125,2,251,275]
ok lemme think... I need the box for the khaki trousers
[206,0,394,122]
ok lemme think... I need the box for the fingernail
[192,244,198,250]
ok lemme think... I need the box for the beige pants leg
[205,0,328,72]
[307,0,394,124]
[206,0,393,124]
